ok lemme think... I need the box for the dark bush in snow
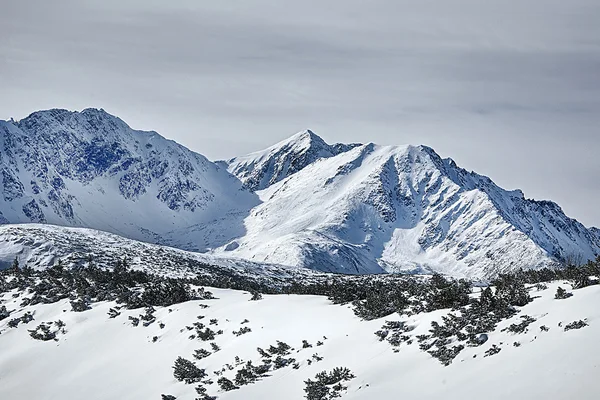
[28,323,58,341]
[268,341,292,356]
[0,305,11,321]
[196,326,217,341]
[484,344,502,357]
[107,307,121,318]
[217,377,238,391]
[555,287,573,300]
[232,326,252,336]
[249,290,263,301]
[172,356,206,384]
[564,320,588,331]
[304,367,355,400]
[70,297,91,312]
[502,315,536,334]
[193,349,212,360]
[7,311,35,328]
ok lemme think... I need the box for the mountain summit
[0,109,598,278]
[0,108,257,248]
[224,130,359,191]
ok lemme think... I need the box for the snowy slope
[0,224,320,282]
[222,140,600,278]
[0,109,258,249]
[1,279,599,400]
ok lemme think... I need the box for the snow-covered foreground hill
[0,277,597,400]
[0,224,322,282]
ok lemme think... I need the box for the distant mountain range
[1,108,598,278]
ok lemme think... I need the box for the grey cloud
[1,0,599,226]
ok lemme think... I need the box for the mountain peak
[225,130,359,191]
[274,129,328,152]
[15,108,132,141]
[21,107,113,123]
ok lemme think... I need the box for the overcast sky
[2,0,599,226]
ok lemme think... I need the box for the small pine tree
[70,298,90,312]
[0,305,11,321]
[555,286,573,299]
[11,257,19,271]
[193,349,212,360]
[217,377,238,391]
[172,356,206,384]
[249,290,263,301]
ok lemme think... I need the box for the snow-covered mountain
[1,108,599,278]
[0,109,258,249]
[222,139,599,278]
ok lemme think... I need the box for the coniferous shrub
[107,307,121,318]
[484,344,502,357]
[70,298,91,312]
[28,323,59,341]
[217,377,238,391]
[172,357,206,384]
[0,305,10,321]
[502,315,536,334]
[257,347,270,358]
[249,290,263,301]
[564,320,588,331]
[193,349,212,360]
[268,341,292,356]
[234,361,262,386]
[493,273,531,307]
[555,286,573,299]
[304,367,355,400]
[196,327,217,341]
[233,326,252,336]
[273,355,296,369]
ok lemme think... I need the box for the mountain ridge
[0,108,598,278]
